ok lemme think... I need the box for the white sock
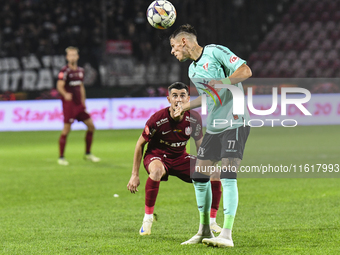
[143,213,153,221]
[210,218,216,224]
[219,228,232,240]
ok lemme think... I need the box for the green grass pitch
[0,126,339,254]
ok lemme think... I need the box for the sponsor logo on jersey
[185,116,197,123]
[173,129,182,133]
[226,149,237,152]
[203,62,209,71]
[185,126,192,135]
[156,118,169,126]
[229,55,239,64]
[159,139,188,147]
[162,130,171,135]
[198,147,205,157]
[195,124,201,136]
[69,80,82,86]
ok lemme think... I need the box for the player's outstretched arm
[208,64,252,90]
[174,96,202,117]
[127,135,147,193]
[57,80,72,101]
[226,63,252,84]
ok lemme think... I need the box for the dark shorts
[197,126,250,161]
[143,153,196,183]
[62,101,90,124]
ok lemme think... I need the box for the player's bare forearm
[186,96,202,110]
[131,135,147,176]
[57,80,72,101]
[226,63,252,85]
[174,96,201,117]
[128,135,147,193]
[57,80,67,97]
[195,137,203,153]
[80,84,86,106]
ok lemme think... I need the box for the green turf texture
[0,126,339,254]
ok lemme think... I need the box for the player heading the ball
[170,24,252,247]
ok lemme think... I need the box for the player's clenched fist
[127,175,140,193]
[174,103,184,118]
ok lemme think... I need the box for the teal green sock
[221,179,238,230]
[193,181,212,225]
[223,214,235,230]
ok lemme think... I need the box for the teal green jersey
[189,44,250,134]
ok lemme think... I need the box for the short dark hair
[169,24,197,40]
[168,82,189,94]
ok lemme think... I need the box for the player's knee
[149,167,165,181]
[88,123,95,132]
[210,170,220,180]
[191,171,210,182]
[62,126,71,135]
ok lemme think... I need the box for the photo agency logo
[199,82,312,127]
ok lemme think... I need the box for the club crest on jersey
[79,72,83,78]
[229,55,239,64]
[203,62,209,71]
[185,126,192,135]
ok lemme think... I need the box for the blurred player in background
[57,46,100,165]
[170,24,252,247]
[127,82,222,236]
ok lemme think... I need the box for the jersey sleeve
[57,68,67,81]
[213,45,246,75]
[191,111,203,141]
[142,116,157,142]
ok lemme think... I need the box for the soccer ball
[146,1,177,29]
